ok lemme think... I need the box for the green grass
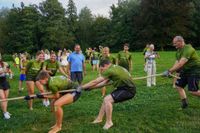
[1,51,200,133]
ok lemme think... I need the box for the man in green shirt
[99,47,116,97]
[36,71,80,133]
[163,36,200,109]
[117,43,132,72]
[81,60,136,130]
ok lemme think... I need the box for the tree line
[0,0,199,54]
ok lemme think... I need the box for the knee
[103,96,111,104]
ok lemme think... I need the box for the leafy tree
[92,16,111,48]
[5,4,40,53]
[0,8,9,53]
[66,0,78,45]
[39,0,68,50]
[138,0,195,50]
[76,7,93,49]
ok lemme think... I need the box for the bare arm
[58,67,68,77]
[169,58,188,73]
[81,77,108,90]
[89,79,111,89]
[83,61,86,75]
[68,62,71,76]
[44,92,60,99]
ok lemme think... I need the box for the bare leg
[18,80,22,92]
[48,94,74,133]
[103,95,114,130]
[92,102,105,124]
[101,87,106,97]
[26,81,34,110]
[189,90,200,97]
[176,86,187,99]
[0,90,9,113]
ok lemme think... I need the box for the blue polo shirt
[68,52,85,72]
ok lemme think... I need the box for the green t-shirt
[26,60,43,79]
[44,60,60,76]
[176,44,200,75]
[20,60,28,74]
[48,76,78,94]
[92,51,100,60]
[117,51,132,71]
[99,55,116,64]
[102,65,135,93]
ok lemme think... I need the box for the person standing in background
[145,44,159,87]
[18,54,28,93]
[99,47,116,97]
[117,43,132,72]
[0,58,12,119]
[68,44,86,84]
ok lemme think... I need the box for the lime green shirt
[26,60,43,79]
[102,65,135,93]
[99,55,116,64]
[44,60,60,76]
[20,60,28,74]
[48,76,78,94]
[176,44,200,75]
[92,51,100,60]
[117,51,132,71]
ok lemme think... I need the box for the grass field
[1,51,200,133]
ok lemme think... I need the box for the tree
[39,0,68,50]
[5,4,40,53]
[76,7,93,49]
[0,8,9,53]
[92,16,111,48]
[66,0,78,45]
[109,0,140,51]
[138,0,195,50]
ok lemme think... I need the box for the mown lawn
[0,51,200,133]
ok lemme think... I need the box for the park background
[0,0,200,55]
[0,0,200,133]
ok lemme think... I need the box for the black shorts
[0,77,10,90]
[111,86,136,103]
[72,91,81,102]
[70,72,83,84]
[26,76,37,82]
[59,91,81,102]
[175,74,200,92]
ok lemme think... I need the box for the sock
[181,98,188,109]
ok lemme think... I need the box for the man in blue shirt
[68,44,86,84]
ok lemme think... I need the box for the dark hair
[36,71,50,80]
[36,51,43,56]
[99,60,111,67]
[124,43,129,47]
[50,51,56,55]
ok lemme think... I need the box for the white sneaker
[43,100,46,106]
[46,100,50,107]
[3,112,11,119]
[43,100,50,107]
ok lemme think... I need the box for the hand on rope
[0,89,76,102]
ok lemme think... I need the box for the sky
[0,0,118,17]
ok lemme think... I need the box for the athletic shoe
[43,100,50,107]
[46,100,50,107]
[43,100,46,106]
[3,112,11,119]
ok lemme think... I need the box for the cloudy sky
[0,0,118,17]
